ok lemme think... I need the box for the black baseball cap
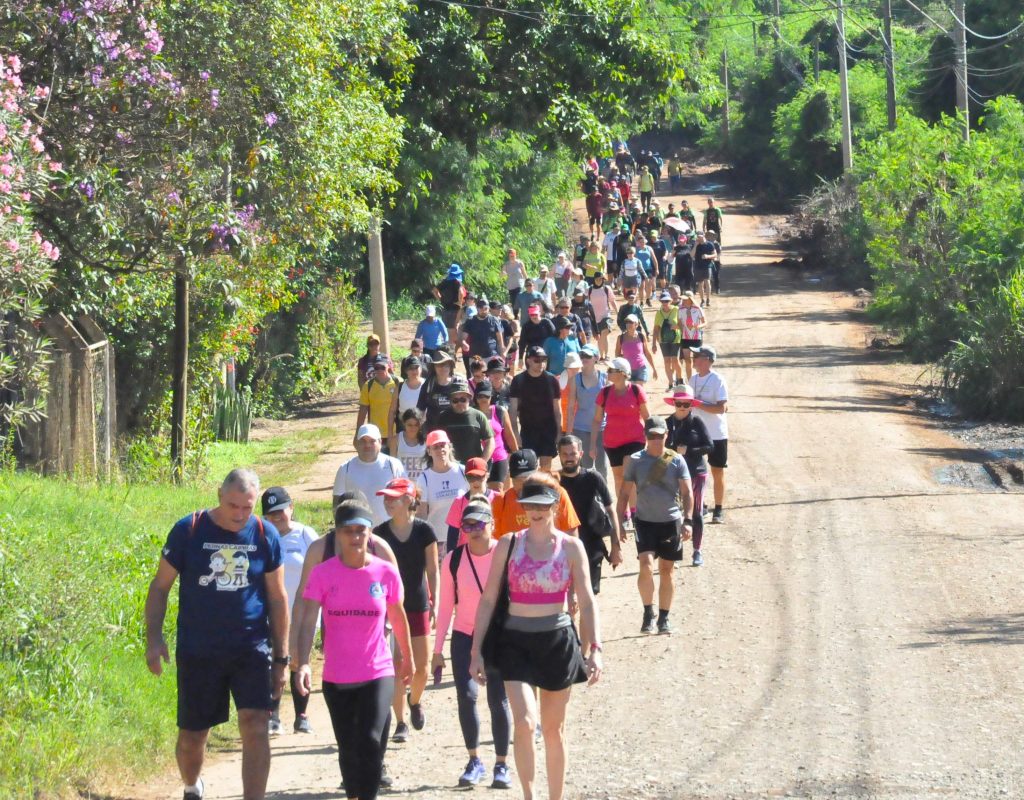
[372,355,390,369]
[462,499,494,524]
[473,379,494,397]
[644,415,668,436]
[553,316,574,331]
[519,481,559,506]
[261,487,292,515]
[509,449,539,478]
[449,376,471,397]
[486,356,507,373]
[402,355,422,372]
[526,345,547,360]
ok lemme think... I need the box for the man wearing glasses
[437,377,495,464]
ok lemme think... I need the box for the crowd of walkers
[145,149,731,800]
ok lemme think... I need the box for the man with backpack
[617,416,694,635]
[356,356,400,451]
[433,263,466,344]
[332,424,406,526]
[557,435,622,595]
[145,468,289,800]
[431,498,513,789]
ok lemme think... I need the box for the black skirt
[494,625,588,691]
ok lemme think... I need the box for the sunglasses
[461,519,488,532]
[452,397,470,403]
[674,402,692,408]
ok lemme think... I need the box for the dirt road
[130,174,1024,800]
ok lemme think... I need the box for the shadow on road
[902,613,1024,649]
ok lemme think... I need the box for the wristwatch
[273,655,291,666]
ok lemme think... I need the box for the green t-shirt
[654,307,681,344]
[436,407,493,463]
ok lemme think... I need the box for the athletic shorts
[520,424,558,458]
[660,341,680,357]
[708,439,728,469]
[694,269,711,282]
[680,339,702,351]
[407,609,430,638]
[489,458,510,484]
[605,440,644,467]
[588,213,602,226]
[176,643,272,731]
[596,317,613,333]
[634,519,684,562]
[494,625,587,691]
[442,308,459,328]
[622,275,640,290]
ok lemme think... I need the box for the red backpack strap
[256,516,265,541]
[188,510,205,537]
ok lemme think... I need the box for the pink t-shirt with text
[303,555,403,684]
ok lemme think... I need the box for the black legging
[451,631,511,756]
[270,671,310,718]
[323,677,394,800]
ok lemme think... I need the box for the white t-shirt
[690,370,729,440]
[503,259,525,290]
[332,454,406,526]
[554,259,572,280]
[279,523,320,610]
[396,435,427,482]
[622,258,642,278]
[589,284,613,321]
[416,464,468,544]
[603,231,618,261]
[679,306,704,340]
[397,380,423,417]
[535,277,556,308]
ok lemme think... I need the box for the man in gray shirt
[617,416,694,635]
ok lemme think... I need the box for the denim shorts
[630,365,649,383]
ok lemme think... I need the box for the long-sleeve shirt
[434,545,497,654]
[415,318,449,350]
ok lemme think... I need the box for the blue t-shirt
[542,335,580,376]
[636,248,654,276]
[162,512,283,656]
[415,318,448,350]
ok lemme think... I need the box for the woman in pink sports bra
[469,474,603,800]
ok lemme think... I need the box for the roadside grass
[0,429,336,797]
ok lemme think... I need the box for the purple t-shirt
[303,555,403,684]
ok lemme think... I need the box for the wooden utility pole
[882,0,897,130]
[170,254,189,483]
[721,47,731,142]
[368,218,391,356]
[813,37,820,81]
[752,21,759,57]
[953,0,969,141]
[836,0,854,170]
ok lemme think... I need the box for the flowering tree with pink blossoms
[0,54,61,442]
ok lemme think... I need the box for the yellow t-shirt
[359,378,398,435]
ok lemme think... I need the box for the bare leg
[505,681,539,800]
[238,708,271,800]
[539,456,553,472]
[392,657,406,724]
[409,635,429,706]
[711,465,725,507]
[637,552,655,605]
[658,558,675,613]
[539,688,573,800]
[176,728,209,786]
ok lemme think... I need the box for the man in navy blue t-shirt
[145,468,288,800]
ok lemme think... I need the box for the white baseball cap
[356,423,382,441]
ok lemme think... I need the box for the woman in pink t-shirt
[431,497,512,788]
[296,502,412,800]
[591,357,651,498]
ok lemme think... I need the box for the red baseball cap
[465,457,488,477]
[376,477,417,498]
[425,430,450,448]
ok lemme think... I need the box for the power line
[946,7,1024,42]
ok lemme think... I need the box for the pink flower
[264,112,278,127]
[48,161,62,171]
[41,240,59,260]
[29,136,44,153]
[5,239,19,253]
[0,180,11,194]
[0,164,12,177]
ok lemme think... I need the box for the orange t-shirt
[491,486,581,538]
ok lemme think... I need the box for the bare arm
[288,538,326,659]
[264,565,290,699]
[508,397,521,439]
[566,537,602,684]
[425,540,439,617]
[551,397,562,435]
[500,407,519,452]
[144,558,179,676]
[389,601,414,687]
[616,479,636,522]
[470,535,512,658]
[679,476,695,521]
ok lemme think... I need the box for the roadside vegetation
[0,431,334,797]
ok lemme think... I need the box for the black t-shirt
[560,469,613,549]
[674,246,693,275]
[695,242,716,276]
[520,318,556,350]
[437,407,493,462]
[417,376,454,431]
[461,315,502,357]
[509,371,560,430]
[665,413,713,476]
[373,520,438,613]
[436,278,463,311]
[499,318,515,348]
[570,300,596,335]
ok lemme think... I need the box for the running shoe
[458,757,487,787]
[692,550,704,567]
[294,714,312,734]
[380,764,394,788]
[641,612,656,634]
[657,617,672,635]
[711,508,724,524]
[410,702,425,730]
[268,714,282,737]
[183,778,204,800]
[392,721,410,743]
[491,762,512,789]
